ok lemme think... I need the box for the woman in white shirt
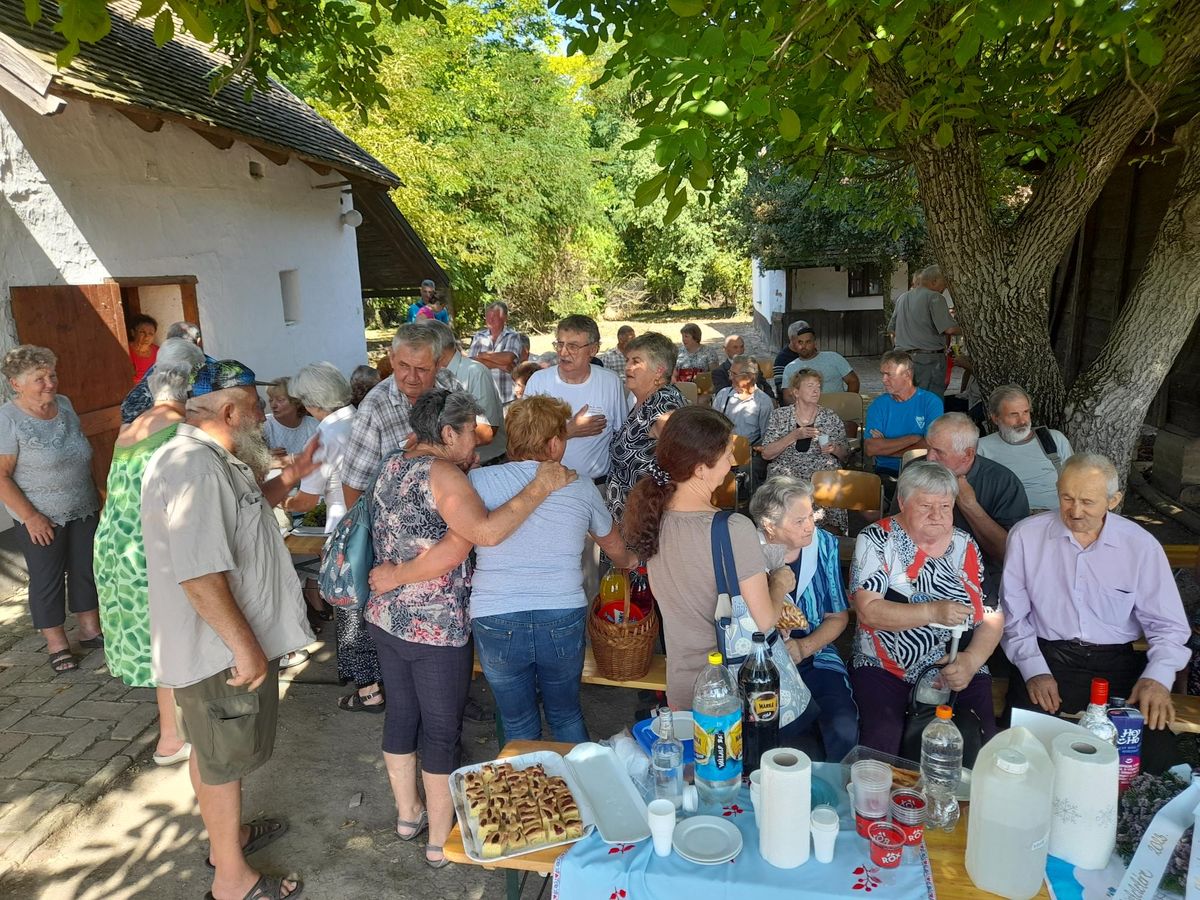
[284,363,384,713]
[264,377,320,464]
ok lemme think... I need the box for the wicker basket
[587,581,660,682]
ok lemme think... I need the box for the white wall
[751,261,786,320]
[789,264,909,312]
[0,94,369,379]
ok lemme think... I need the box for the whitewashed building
[0,1,443,545]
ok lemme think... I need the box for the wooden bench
[474,645,668,692]
[1165,544,1199,569]
[990,677,1200,734]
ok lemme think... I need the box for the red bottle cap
[1090,678,1109,706]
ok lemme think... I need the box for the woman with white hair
[120,337,207,424]
[283,363,385,713]
[849,460,1004,759]
[95,362,200,765]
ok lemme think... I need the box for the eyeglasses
[552,341,596,353]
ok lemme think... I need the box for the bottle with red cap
[629,564,655,616]
[1078,677,1118,745]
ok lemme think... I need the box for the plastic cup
[749,770,762,827]
[850,766,892,830]
[890,788,927,859]
[868,821,905,870]
[811,805,840,863]
[647,799,676,857]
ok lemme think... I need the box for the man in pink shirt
[1000,452,1189,771]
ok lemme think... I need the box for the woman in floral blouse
[365,389,574,869]
[673,322,713,382]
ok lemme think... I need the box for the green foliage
[556,0,1184,218]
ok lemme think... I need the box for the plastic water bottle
[693,651,742,804]
[650,707,684,809]
[920,705,962,831]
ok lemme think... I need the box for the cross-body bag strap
[1033,426,1062,473]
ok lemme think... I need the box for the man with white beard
[976,384,1073,512]
[141,360,319,900]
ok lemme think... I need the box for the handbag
[710,510,810,728]
[317,450,401,610]
[898,662,985,768]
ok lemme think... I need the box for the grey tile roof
[0,0,398,186]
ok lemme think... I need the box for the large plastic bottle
[692,651,742,804]
[965,727,1055,900]
[920,705,962,830]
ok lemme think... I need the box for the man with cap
[407,279,437,323]
[779,326,859,403]
[142,360,319,900]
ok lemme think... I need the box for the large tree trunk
[1063,116,1200,482]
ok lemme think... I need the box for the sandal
[78,634,104,650]
[425,844,450,869]
[336,688,384,713]
[205,818,289,869]
[396,808,428,841]
[203,873,303,900]
[48,649,77,674]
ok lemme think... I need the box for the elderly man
[1001,454,1190,771]
[890,265,959,396]
[922,412,1029,600]
[469,301,524,404]
[711,334,776,398]
[524,315,629,484]
[142,361,318,900]
[428,320,507,464]
[779,326,860,401]
[598,325,635,379]
[772,319,810,392]
[864,351,944,477]
[342,323,445,508]
[976,384,1073,512]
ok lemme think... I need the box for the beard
[998,423,1032,444]
[232,422,272,481]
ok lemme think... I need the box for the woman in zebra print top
[847,460,1004,758]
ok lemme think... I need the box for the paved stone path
[0,593,162,878]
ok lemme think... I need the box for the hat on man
[189,360,271,397]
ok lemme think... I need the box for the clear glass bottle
[651,707,684,809]
[1079,677,1118,745]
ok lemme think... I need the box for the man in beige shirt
[142,360,317,900]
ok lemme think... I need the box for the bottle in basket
[737,632,779,775]
[693,651,742,804]
[629,564,654,616]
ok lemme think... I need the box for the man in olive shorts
[143,360,317,900]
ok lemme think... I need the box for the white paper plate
[672,815,743,865]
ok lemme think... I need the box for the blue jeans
[472,607,590,743]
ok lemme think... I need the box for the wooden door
[9,284,131,491]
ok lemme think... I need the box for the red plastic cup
[855,810,886,838]
[890,789,927,857]
[868,821,905,869]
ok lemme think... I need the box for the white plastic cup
[818,434,830,447]
[811,804,840,863]
[749,770,763,826]
[682,783,699,813]
[647,798,676,857]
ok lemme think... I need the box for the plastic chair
[901,448,928,470]
[811,469,884,513]
[675,381,699,405]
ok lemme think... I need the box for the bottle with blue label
[693,651,743,804]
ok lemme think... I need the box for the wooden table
[284,532,326,557]
[474,646,667,692]
[444,740,1049,900]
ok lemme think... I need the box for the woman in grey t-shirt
[0,346,101,674]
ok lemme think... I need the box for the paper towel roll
[1048,732,1119,869]
[759,747,811,868]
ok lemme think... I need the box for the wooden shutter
[9,284,131,490]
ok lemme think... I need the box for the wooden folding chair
[711,435,752,509]
[811,469,884,518]
[758,358,775,383]
[820,391,864,463]
[675,381,699,405]
[694,371,714,405]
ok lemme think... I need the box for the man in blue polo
[864,350,943,478]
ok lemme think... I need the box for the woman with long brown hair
[622,406,779,709]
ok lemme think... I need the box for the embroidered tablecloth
[552,762,936,900]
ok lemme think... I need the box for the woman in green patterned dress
[95,351,202,765]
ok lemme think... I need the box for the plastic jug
[965,727,1055,900]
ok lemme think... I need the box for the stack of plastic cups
[850,760,893,838]
[890,788,927,862]
[810,805,840,863]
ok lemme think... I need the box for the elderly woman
[752,476,858,761]
[761,367,849,533]
[121,337,206,424]
[674,322,712,382]
[606,332,687,522]
[373,396,638,742]
[849,460,1003,757]
[264,377,319,464]
[127,313,158,383]
[0,346,102,673]
[282,362,383,711]
[365,389,574,869]
[97,363,198,764]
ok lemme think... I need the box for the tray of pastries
[450,752,595,862]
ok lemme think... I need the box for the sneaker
[279,649,311,670]
[463,697,494,723]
